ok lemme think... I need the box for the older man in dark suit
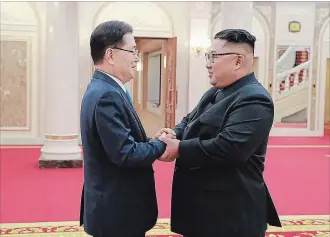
[156,29,282,237]
[79,21,166,237]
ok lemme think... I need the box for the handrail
[276,45,296,64]
[275,60,311,80]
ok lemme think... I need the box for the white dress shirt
[96,69,126,93]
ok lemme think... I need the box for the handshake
[152,128,179,162]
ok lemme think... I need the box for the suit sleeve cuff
[178,138,200,160]
[173,128,182,140]
[150,139,166,154]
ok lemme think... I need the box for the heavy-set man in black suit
[156,29,282,237]
[79,21,167,237]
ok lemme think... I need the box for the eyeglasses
[110,47,139,56]
[205,52,240,63]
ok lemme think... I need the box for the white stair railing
[275,62,310,97]
[276,60,311,80]
[275,46,311,97]
[276,45,297,73]
[273,46,311,121]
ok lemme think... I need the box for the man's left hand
[153,128,176,139]
[158,133,179,162]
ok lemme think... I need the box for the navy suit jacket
[79,70,166,237]
[170,73,281,237]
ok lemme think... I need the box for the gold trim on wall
[45,135,78,140]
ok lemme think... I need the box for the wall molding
[0,36,32,131]
[0,2,40,142]
[316,17,330,134]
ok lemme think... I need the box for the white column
[39,2,82,168]
[188,2,212,112]
[220,2,253,32]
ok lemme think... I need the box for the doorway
[129,37,177,137]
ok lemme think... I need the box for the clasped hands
[153,128,179,162]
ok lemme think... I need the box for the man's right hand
[153,128,176,139]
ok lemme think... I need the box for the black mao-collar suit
[171,73,281,237]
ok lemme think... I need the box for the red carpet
[264,147,330,216]
[0,148,83,223]
[0,137,329,224]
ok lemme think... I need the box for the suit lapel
[93,70,148,141]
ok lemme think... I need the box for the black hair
[90,20,133,64]
[214,29,256,53]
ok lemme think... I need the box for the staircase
[273,46,311,123]
[274,80,308,122]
